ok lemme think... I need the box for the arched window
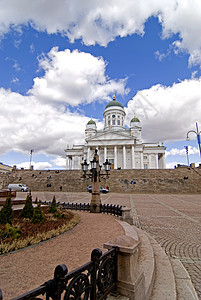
[112,114,116,125]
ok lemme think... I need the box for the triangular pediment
[86,130,134,142]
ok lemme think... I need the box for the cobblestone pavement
[23,192,201,298]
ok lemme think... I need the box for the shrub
[0,223,21,240]
[20,191,34,219]
[34,197,38,204]
[32,203,45,223]
[49,195,58,213]
[0,196,14,224]
[53,211,66,219]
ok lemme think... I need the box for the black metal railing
[100,204,122,216]
[0,247,118,300]
[41,201,123,217]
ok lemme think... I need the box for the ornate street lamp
[29,149,34,169]
[81,160,89,177]
[186,122,201,157]
[81,149,111,213]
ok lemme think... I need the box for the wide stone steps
[117,221,199,299]
[1,167,201,193]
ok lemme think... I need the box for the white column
[140,152,143,169]
[78,156,81,170]
[155,154,159,169]
[131,145,135,169]
[87,147,90,162]
[123,146,126,169]
[148,155,152,169]
[162,154,166,169]
[104,146,107,162]
[72,157,75,170]
[114,146,117,169]
[69,158,72,170]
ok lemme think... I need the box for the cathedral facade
[65,96,166,170]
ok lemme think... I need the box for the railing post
[120,206,134,225]
[90,248,102,300]
[104,235,145,300]
[46,264,68,300]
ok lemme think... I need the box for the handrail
[40,201,123,216]
[0,247,118,300]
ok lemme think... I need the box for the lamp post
[186,122,201,157]
[184,146,189,166]
[81,149,111,213]
[29,149,34,169]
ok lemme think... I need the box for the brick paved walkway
[21,192,201,298]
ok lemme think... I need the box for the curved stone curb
[170,258,199,300]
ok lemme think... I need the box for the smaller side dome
[87,117,96,125]
[131,115,140,123]
[87,119,96,125]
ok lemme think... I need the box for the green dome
[105,95,124,109]
[131,116,140,123]
[87,119,96,125]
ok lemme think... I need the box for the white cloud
[16,161,52,170]
[125,78,201,142]
[0,1,201,65]
[0,88,90,157]
[166,146,199,157]
[166,161,180,169]
[0,47,126,160]
[30,47,128,106]
[166,161,200,169]
[51,157,66,168]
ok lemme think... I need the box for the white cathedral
[65,95,166,170]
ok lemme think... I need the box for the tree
[49,195,58,213]
[32,203,45,223]
[20,191,34,219]
[0,196,14,224]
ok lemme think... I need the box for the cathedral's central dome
[105,95,124,109]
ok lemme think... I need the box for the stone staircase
[110,220,199,299]
[106,168,201,194]
[1,167,201,194]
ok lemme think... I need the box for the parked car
[87,185,109,193]
[8,184,29,192]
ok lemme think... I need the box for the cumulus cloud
[51,157,66,168]
[0,88,90,157]
[16,161,52,170]
[166,146,199,157]
[125,78,201,142]
[166,161,200,169]
[0,47,126,161]
[30,47,128,106]
[0,1,201,65]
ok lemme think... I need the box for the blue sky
[0,0,201,169]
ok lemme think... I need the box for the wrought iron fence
[41,201,123,216]
[0,247,118,300]
[100,204,122,216]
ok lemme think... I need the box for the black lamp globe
[103,159,111,172]
[90,157,98,169]
[81,160,89,172]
